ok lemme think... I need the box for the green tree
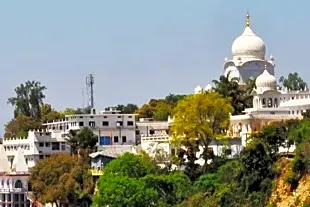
[103,152,158,178]
[94,153,191,207]
[41,104,65,123]
[8,81,46,119]
[29,153,94,207]
[153,102,172,121]
[65,127,98,155]
[93,175,158,207]
[4,115,42,138]
[212,71,254,115]
[165,94,187,108]
[279,72,307,91]
[172,92,233,176]
[113,104,139,114]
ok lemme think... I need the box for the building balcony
[89,169,103,176]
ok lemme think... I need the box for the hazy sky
[1,0,309,135]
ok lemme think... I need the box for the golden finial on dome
[246,12,250,27]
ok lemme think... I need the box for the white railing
[141,134,170,142]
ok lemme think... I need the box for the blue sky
[1,0,309,135]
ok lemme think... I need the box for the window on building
[116,121,123,126]
[14,180,23,189]
[117,116,122,118]
[102,121,109,126]
[52,142,60,150]
[39,155,44,160]
[135,130,140,135]
[59,125,63,130]
[14,194,19,202]
[122,136,127,143]
[90,116,94,118]
[149,130,155,135]
[39,142,44,147]
[103,116,107,118]
[45,142,50,147]
[79,121,84,127]
[20,194,24,202]
[128,116,132,118]
[114,136,118,143]
[25,158,28,164]
[127,121,134,126]
[89,121,95,127]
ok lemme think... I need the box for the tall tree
[279,72,307,91]
[8,81,46,119]
[172,92,233,176]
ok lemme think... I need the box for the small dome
[255,67,277,89]
[232,13,265,60]
[194,85,202,94]
[205,84,212,91]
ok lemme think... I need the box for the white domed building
[193,13,310,156]
[223,12,275,84]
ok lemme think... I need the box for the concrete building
[0,145,31,207]
[2,130,70,169]
[43,108,137,146]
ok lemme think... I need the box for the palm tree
[212,71,254,115]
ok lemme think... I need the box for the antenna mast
[86,74,95,108]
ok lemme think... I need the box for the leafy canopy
[172,92,233,176]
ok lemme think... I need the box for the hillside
[269,158,310,207]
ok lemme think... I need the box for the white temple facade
[223,12,275,84]
[193,13,310,156]
[0,145,31,207]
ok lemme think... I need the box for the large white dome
[232,14,266,60]
[255,67,277,89]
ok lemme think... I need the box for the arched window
[14,180,23,189]
[268,98,273,108]
[274,98,278,107]
[262,98,266,107]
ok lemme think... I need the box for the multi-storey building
[43,107,137,146]
[3,131,70,169]
[0,145,31,207]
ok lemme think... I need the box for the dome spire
[246,12,250,27]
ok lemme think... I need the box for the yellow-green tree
[172,92,233,174]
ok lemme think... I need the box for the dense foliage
[29,153,94,207]
[212,71,255,115]
[172,92,233,179]
[93,153,191,207]
[279,72,307,91]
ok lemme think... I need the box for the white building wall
[3,130,70,168]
